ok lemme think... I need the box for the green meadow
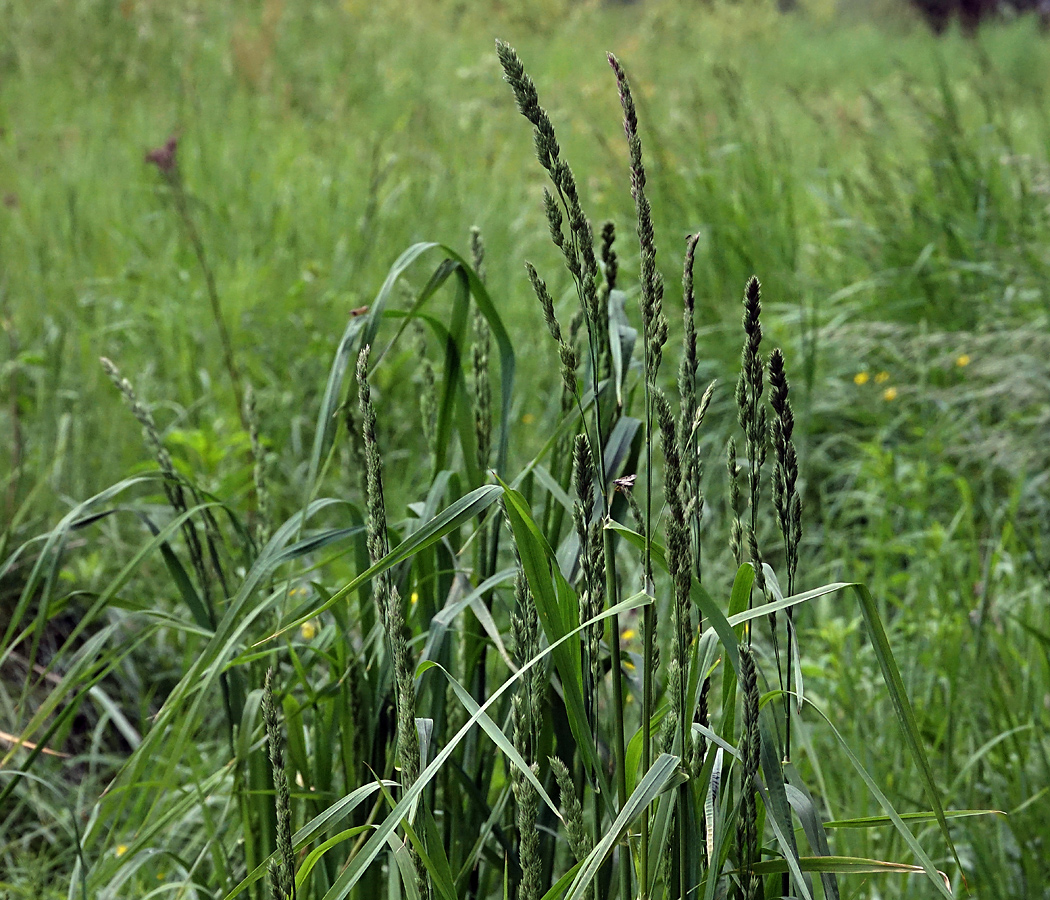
[2,1,1049,898]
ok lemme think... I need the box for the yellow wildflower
[621,628,636,641]
[116,845,128,858]
[875,371,890,384]
[853,371,869,385]
[410,591,419,605]
[956,354,971,367]
[882,387,898,401]
[300,620,317,640]
[521,412,536,425]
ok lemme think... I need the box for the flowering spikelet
[551,757,593,900]
[736,645,761,900]
[511,569,542,900]
[513,757,541,900]
[498,40,600,329]
[679,237,714,582]
[769,347,803,758]
[471,309,492,474]
[600,220,618,293]
[727,437,744,566]
[655,392,691,639]
[470,227,492,474]
[356,346,424,890]
[415,328,438,467]
[100,357,213,612]
[679,236,700,492]
[654,390,692,757]
[572,434,603,719]
[467,228,493,476]
[511,569,543,755]
[526,262,578,399]
[263,669,296,900]
[609,53,667,389]
[735,278,771,653]
[769,348,801,593]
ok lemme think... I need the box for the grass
[2,1,1050,897]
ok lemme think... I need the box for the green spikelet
[769,347,803,759]
[470,227,492,475]
[551,757,593,900]
[600,220,618,294]
[736,276,779,688]
[356,345,426,895]
[415,326,439,468]
[654,390,692,691]
[727,437,744,567]
[608,53,667,388]
[100,357,213,613]
[512,729,541,900]
[736,277,768,598]
[497,40,601,331]
[736,645,761,900]
[572,434,603,724]
[263,669,296,900]
[526,261,578,400]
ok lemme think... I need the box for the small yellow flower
[410,591,419,605]
[624,659,636,672]
[115,844,128,858]
[882,387,898,401]
[875,371,890,384]
[956,354,971,367]
[300,620,317,640]
[521,412,536,425]
[853,371,869,385]
[621,628,636,641]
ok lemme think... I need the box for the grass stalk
[145,136,248,431]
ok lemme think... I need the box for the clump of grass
[0,32,992,900]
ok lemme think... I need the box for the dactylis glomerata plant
[2,39,978,900]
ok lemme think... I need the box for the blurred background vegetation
[2,0,1050,896]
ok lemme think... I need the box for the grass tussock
[2,4,1050,899]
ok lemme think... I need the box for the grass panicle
[356,345,423,873]
[263,668,296,900]
[736,645,761,900]
[769,346,803,759]
[600,220,618,294]
[498,40,601,332]
[99,356,214,616]
[415,327,439,467]
[727,436,744,566]
[526,261,578,400]
[551,756,593,900]
[609,53,667,388]
[572,433,603,724]
[471,225,493,474]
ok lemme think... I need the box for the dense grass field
[3,1,1050,898]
